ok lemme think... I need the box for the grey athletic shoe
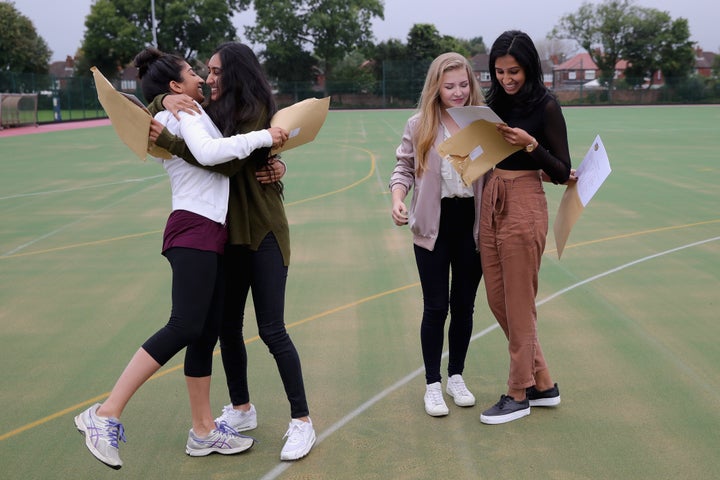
[185,422,254,456]
[74,403,126,469]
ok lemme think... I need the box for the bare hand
[163,94,200,120]
[256,156,286,184]
[496,124,533,147]
[564,168,578,185]
[391,201,409,226]
[149,118,164,143]
[268,127,289,149]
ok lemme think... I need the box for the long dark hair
[485,30,547,111]
[205,42,277,138]
[134,47,184,103]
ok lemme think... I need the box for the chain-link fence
[1,65,718,126]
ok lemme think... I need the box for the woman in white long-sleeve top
[73,47,288,469]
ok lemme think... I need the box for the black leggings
[142,247,224,377]
[414,197,482,384]
[220,233,309,419]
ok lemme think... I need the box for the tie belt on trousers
[486,169,541,225]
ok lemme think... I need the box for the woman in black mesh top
[478,30,574,425]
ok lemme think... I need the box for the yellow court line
[0,282,419,442]
[544,218,720,255]
[1,230,163,259]
[3,217,719,440]
[1,144,376,261]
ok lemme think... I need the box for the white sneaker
[424,382,449,416]
[185,423,254,456]
[214,404,257,431]
[446,374,476,407]
[74,403,126,469]
[280,418,316,461]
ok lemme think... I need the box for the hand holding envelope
[553,135,611,258]
[270,96,330,154]
[91,66,171,160]
[436,106,521,185]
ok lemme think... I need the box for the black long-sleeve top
[494,93,571,184]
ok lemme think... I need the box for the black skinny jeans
[220,233,309,419]
[142,247,224,377]
[413,197,482,385]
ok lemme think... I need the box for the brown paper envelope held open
[553,181,584,259]
[91,66,171,160]
[270,96,330,154]
[437,120,521,185]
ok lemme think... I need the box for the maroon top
[162,209,227,255]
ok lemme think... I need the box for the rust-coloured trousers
[480,169,549,390]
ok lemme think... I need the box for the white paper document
[447,106,505,128]
[575,135,611,206]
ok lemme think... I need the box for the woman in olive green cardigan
[151,42,315,461]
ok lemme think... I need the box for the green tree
[0,1,52,74]
[365,38,412,102]
[552,0,637,100]
[75,0,248,79]
[623,8,694,88]
[329,50,376,94]
[247,0,383,95]
[654,17,695,87]
[459,36,487,57]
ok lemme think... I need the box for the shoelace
[450,380,471,397]
[426,387,445,406]
[497,394,519,410]
[214,422,240,437]
[283,422,306,443]
[105,419,126,448]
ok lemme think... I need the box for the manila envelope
[436,120,521,185]
[270,96,331,154]
[91,66,171,160]
[553,180,583,259]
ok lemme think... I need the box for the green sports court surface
[1,105,719,479]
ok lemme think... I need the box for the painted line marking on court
[0,174,166,201]
[1,236,717,445]
[2,179,165,257]
[1,145,376,259]
[258,234,720,480]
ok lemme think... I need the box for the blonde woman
[389,52,487,417]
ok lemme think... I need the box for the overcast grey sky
[11,0,719,63]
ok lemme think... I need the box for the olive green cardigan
[149,95,290,266]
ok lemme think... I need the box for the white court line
[2,177,166,256]
[259,235,720,480]
[0,174,166,201]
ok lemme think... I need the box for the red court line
[0,119,110,138]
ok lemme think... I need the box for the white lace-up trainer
[424,382,449,416]
[214,404,257,431]
[280,418,316,461]
[446,374,476,407]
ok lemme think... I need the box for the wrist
[525,138,538,153]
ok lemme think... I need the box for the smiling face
[438,67,471,109]
[205,53,223,101]
[174,61,205,103]
[494,54,526,96]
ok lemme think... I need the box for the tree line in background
[2,0,719,105]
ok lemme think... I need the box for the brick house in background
[694,48,717,77]
[470,53,554,90]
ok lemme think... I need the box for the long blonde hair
[414,52,484,177]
